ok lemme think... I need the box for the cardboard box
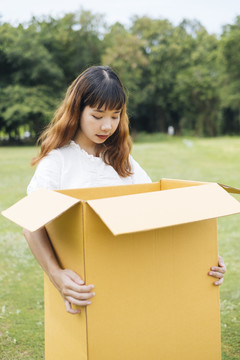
[2,179,240,360]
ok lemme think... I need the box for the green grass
[0,146,44,360]
[1,136,240,359]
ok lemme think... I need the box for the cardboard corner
[2,188,80,232]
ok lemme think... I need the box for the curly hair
[31,65,133,177]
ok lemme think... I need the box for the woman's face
[77,105,121,150]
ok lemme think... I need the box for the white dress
[27,140,152,194]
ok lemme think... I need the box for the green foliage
[1,10,240,137]
[218,16,240,135]
[130,16,179,132]
[102,21,148,119]
[0,85,59,139]
[0,9,105,140]
[173,27,220,136]
[30,10,104,83]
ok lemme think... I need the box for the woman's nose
[101,120,112,131]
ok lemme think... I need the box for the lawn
[0,136,240,359]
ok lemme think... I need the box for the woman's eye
[93,115,119,120]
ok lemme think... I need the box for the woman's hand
[23,227,95,315]
[208,255,226,286]
[50,269,95,315]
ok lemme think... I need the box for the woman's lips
[96,135,109,140]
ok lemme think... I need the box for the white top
[27,140,152,194]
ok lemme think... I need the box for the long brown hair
[32,66,132,177]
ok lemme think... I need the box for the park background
[1,2,240,359]
[1,8,240,139]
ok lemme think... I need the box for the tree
[0,22,64,139]
[102,21,148,125]
[0,9,105,139]
[173,24,220,136]
[1,11,240,138]
[0,85,58,139]
[1,23,64,88]
[218,16,240,134]
[129,16,193,132]
[30,10,104,84]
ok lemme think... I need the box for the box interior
[57,178,203,201]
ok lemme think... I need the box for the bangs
[84,80,126,111]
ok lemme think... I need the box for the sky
[0,0,240,34]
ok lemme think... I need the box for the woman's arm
[23,227,95,314]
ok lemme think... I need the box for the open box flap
[1,188,80,232]
[87,183,240,236]
[161,178,240,194]
[218,183,240,195]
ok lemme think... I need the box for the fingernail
[87,301,91,304]
[91,285,95,288]
[209,272,213,275]
[92,292,95,296]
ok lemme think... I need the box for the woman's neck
[73,131,101,157]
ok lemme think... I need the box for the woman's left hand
[208,255,227,286]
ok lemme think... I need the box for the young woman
[23,65,226,315]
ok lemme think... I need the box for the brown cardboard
[2,179,240,360]
[87,183,240,235]
[1,188,80,232]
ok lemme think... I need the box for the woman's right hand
[50,269,95,315]
[23,227,95,315]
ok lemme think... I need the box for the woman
[24,65,226,315]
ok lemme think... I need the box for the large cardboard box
[2,179,240,360]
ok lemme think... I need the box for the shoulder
[34,141,77,169]
[34,148,63,174]
[129,154,152,184]
[27,148,63,195]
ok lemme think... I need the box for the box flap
[218,183,240,195]
[1,188,80,232]
[87,183,240,235]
